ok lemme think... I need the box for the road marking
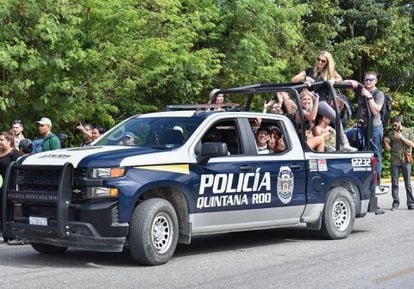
[373,266,414,284]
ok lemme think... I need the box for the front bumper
[2,162,129,252]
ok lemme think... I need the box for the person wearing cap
[122,132,136,146]
[11,119,25,150]
[36,117,61,151]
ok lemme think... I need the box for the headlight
[89,167,126,179]
[87,187,119,199]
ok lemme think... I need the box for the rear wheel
[31,242,67,254]
[320,187,355,239]
[129,198,179,266]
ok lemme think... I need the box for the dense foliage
[1,0,413,175]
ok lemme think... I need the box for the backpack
[374,90,392,126]
[380,93,392,126]
[31,134,55,153]
[32,138,45,153]
[345,126,366,151]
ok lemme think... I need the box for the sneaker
[340,144,358,152]
[375,208,385,215]
[390,205,398,211]
[7,239,26,245]
[375,185,389,195]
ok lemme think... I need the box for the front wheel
[320,187,355,239]
[129,198,179,266]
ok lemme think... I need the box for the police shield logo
[277,166,294,204]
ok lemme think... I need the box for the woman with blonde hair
[292,50,342,84]
[292,51,355,151]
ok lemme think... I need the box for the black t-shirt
[0,150,20,185]
[305,67,330,102]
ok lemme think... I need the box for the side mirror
[197,142,228,165]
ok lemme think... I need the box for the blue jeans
[364,125,383,184]
[391,162,414,207]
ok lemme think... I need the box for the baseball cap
[124,132,136,139]
[36,117,52,127]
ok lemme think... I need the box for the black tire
[31,242,68,254]
[320,187,355,239]
[129,198,179,266]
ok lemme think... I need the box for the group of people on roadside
[0,117,106,245]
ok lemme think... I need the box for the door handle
[289,164,303,171]
[240,165,253,171]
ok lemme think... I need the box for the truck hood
[19,146,174,168]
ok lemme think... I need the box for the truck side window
[249,117,288,155]
[201,119,242,155]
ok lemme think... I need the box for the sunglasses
[364,78,376,82]
[316,57,327,64]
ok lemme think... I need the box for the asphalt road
[0,184,413,289]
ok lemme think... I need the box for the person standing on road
[11,119,25,150]
[383,116,414,210]
[36,117,61,151]
[0,131,23,244]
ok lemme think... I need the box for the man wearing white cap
[36,117,61,151]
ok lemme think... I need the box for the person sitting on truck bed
[291,51,356,152]
[263,92,297,116]
[312,114,336,152]
[292,89,326,152]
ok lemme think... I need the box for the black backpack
[380,92,392,126]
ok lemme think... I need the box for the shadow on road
[0,226,346,268]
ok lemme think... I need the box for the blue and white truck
[2,82,378,265]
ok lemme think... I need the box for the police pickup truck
[2,82,378,265]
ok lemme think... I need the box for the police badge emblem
[277,166,294,204]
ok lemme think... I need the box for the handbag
[404,151,413,163]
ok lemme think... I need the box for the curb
[381,177,414,183]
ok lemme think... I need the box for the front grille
[16,167,61,193]
[7,165,89,204]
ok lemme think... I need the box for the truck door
[190,116,307,234]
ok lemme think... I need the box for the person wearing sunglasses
[292,51,356,152]
[353,71,388,202]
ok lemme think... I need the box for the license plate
[29,216,48,226]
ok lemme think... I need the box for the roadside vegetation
[1,0,413,175]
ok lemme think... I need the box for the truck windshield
[94,116,203,148]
